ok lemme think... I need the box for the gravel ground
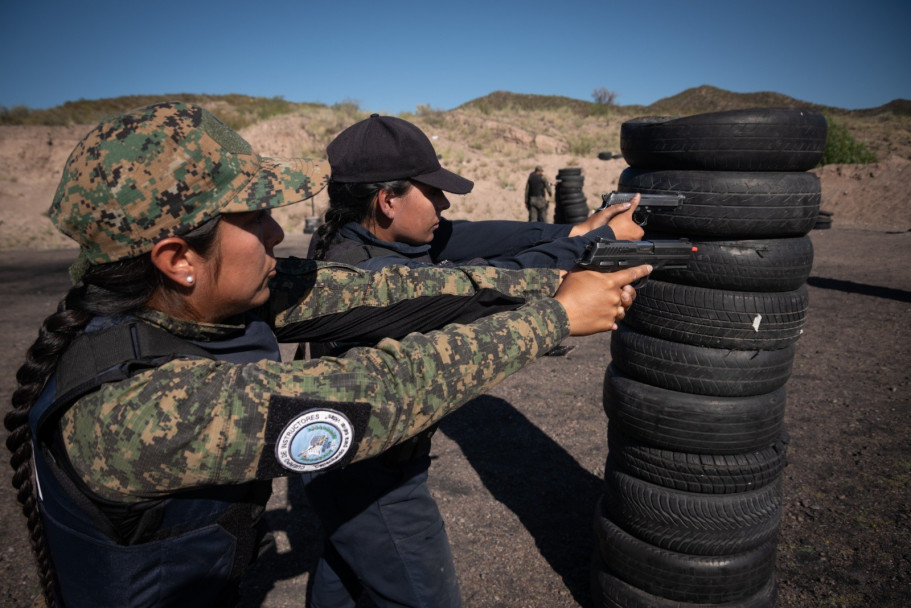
[2,227,909,607]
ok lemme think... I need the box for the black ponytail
[3,216,220,606]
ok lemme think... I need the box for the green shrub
[416,104,447,128]
[332,98,361,118]
[0,95,316,128]
[0,105,31,124]
[567,134,595,156]
[821,118,877,165]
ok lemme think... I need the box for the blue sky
[2,0,908,114]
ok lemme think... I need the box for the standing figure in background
[525,165,553,222]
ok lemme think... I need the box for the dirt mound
[0,125,91,250]
[240,114,326,158]
[810,154,911,232]
[2,121,909,251]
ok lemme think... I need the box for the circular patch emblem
[275,409,354,472]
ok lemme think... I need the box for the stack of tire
[554,167,589,224]
[592,108,828,607]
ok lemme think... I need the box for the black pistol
[576,238,697,287]
[600,191,685,226]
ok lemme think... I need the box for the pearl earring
[186,276,194,284]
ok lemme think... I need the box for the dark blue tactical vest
[29,314,280,607]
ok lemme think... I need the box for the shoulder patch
[258,395,372,478]
[275,409,354,472]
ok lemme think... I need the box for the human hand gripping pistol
[601,191,685,226]
[576,238,698,288]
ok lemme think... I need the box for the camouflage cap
[49,101,329,264]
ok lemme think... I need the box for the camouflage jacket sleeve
[262,257,562,333]
[61,298,569,502]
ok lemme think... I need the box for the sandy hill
[2,88,909,250]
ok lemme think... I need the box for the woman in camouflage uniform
[3,101,648,607]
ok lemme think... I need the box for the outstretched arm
[568,193,644,241]
[63,263,648,500]
[264,258,563,339]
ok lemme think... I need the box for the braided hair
[311,179,412,261]
[3,217,220,606]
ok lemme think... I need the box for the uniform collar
[134,309,248,342]
[339,222,431,256]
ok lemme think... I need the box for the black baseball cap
[327,114,473,195]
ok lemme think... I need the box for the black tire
[556,191,585,201]
[618,169,820,237]
[608,425,789,494]
[620,108,827,171]
[561,214,590,225]
[593,497,776,603]
[558,167,583,176]
[602,460,782,555]
[610,323,795,397]
[558,200,589,212]
[556,202,587,213]
[650,235,814,292]
[603,365,787,454]
[561,211,591,222]
[555,209,588,225]
[556,201,590,224]
[813,213,833,230]
[598,151,614,161]
[624,280,809,350]
[555,192,586,203]
[591,550,777,608]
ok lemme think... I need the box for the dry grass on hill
[2,89,910,251]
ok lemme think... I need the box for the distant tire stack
[554,167,590,224]
[592,108,827,607]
